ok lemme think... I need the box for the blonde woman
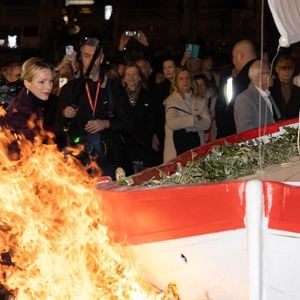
[163,67,211,162]
[0,57,56,158]
[1,57,55,140]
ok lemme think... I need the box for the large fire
[0,126,179,299]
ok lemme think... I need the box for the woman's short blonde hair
[21,57,54,82]
[171,66,194,94]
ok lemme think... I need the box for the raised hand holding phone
[185,43,200,58]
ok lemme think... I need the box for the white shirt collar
[255,86,270,98]
[254,86,273,116]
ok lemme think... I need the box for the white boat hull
[98,120,300,299]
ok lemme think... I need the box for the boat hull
[97,119,300,299]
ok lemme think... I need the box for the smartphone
[65,45,74,56]
[185,43,200,59]
[59,77,68,88]
[185,43,193,53]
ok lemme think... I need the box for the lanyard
[85,79,101,117]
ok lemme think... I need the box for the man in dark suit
[54,38,133,179]
[234,60,281,133]
[215,40,257,138]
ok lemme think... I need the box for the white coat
[163,91,211,162]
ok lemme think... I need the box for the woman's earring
[26,89,29,95]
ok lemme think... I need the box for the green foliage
[121,127,299,186]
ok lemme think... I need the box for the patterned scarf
[126,84,141,106]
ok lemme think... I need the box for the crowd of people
[1,31,300,180]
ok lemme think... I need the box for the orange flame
[0,129,179,299]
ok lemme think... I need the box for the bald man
[232,40,257,95]
[215,39,257,138]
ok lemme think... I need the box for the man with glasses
[54,37,133,179]
[234,59,281,133]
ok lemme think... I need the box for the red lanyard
[85,80,101,117]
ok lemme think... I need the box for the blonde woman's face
[24,68,53,101]
[176,70,192,94]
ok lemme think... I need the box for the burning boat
[98,119,300,300]
[1,1,300,299]
[0,117,299,299]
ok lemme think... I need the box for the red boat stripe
[100,181,246,245]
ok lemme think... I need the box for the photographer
[117,30,151,57]
[54,37,134,179]
[53,47,81,96]
[114,30,156,88]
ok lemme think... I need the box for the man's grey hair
[248,59,269,81]
[80,37,100,50]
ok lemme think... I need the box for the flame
[0,107,6,117]
[0,128,179,299]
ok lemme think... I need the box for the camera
[125,31,140,38]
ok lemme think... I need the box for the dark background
[0,0,280,67]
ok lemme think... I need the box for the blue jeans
[84,132,104,163]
